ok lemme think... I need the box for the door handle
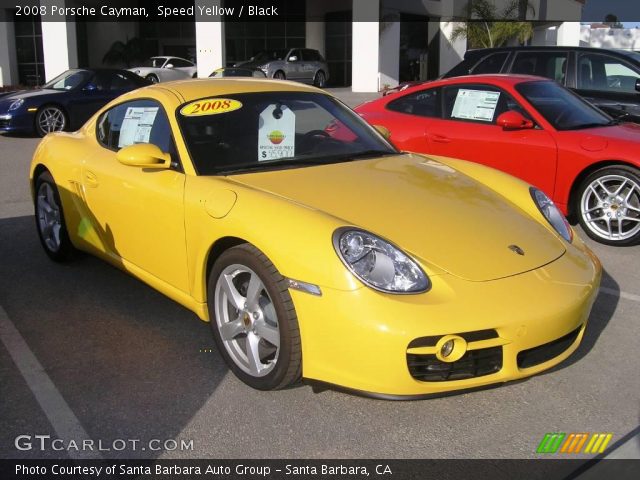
[84,171,99,187]
[429,134,451,144]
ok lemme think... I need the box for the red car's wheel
[577,166,640,246]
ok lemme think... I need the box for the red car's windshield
[516,80,613,130]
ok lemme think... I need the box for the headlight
[8,99,24,111]
[333,228,429,294]
[530,187,573,243]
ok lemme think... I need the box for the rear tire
[34,171,76,261]
[576,165,640,246]
[208,244,301,390]
[313,71,326,88]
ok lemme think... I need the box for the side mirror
[116,143,171,169]
[496,110,534,130]
[288,56,298,62]
[165,63,174,69]
[373,124,391,140]
[84,83,97,92]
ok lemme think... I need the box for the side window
[96,99,179,167]
[171,58,193,68]
[289,49,301,61]
[471,52,509,74]
[387,88,441,118]
[578,53,640,93]
[304,49,320,62]
[443,85,531,124]
[512,52,568,83]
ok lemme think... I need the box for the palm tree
[451,0,535,49]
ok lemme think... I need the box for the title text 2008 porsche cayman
[30,79,601,398]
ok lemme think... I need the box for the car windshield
[42,70,92,90]
[516,80,613,130]
[142,58,166,68]
[251,50,289,62]
[177,91,398,175]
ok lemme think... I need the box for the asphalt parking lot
[0,91,639,461]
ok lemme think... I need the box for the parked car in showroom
[443,46,640,122]
[355,74,640,246]
[29,79,600,398]
[0,68,150,137]
[235,48,329,87]
[129,56,197,83]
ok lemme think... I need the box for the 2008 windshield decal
[180,99,242,116]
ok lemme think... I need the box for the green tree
[451,0,535,48]
[604,14,623,29]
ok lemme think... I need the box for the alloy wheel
[580,174,640,242]
[36,182,62,252]
[214,264,281,377]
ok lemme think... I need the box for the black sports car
[0,69,150,137]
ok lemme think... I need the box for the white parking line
[600,287,640,303]
[0,304,103,460]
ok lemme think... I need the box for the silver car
[236,48,329,87]
[129,56,197,83]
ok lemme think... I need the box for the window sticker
[451,89,500,122]
[258,104,295,161]
[118,107,159,148]
[180,98,242,116]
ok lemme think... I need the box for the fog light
[435,335,467,362]
[441,340,454,358]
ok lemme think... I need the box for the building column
[556,22,581,47]
[379,12,400,89]
[352,0,379,92]
[195,0,225,78]
[40,0,78,81]
[0,11,18,87]
[438,21,466,76]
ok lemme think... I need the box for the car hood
[231,153,566,282]
[0,89,63,113]
[570,122,640,152]
[0,89,64,101]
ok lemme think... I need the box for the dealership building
[0,0,586,92]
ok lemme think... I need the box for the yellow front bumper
[292,243,601,398]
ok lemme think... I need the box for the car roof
[140,78,324,103]
[435,73,548,87]
[466,45,639,59]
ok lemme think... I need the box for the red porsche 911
[355,75,640,246]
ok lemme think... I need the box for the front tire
[146,74,159,83]
[208,244,301,390]
[35,105,67,137]
[273,70,286,80]
[34,171,76,261]
[576,165,640,246]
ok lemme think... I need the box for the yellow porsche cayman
[30,79,601,398]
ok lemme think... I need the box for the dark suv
[444,46,640,122]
